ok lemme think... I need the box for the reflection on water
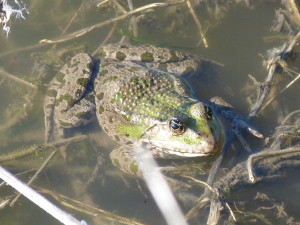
[0,1,299,224]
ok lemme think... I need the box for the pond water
[0,0,300,224]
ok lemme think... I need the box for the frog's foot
[45,94,96,142]
[210,96,264,139]
[55,94,96,129]
[110,146,141,177]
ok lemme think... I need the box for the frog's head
[145,102,224,157]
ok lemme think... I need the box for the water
[0,1,299,224]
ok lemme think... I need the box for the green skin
[44,43,224,176]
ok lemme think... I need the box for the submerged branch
[0,68,38,90]
[36,186,146,225]
[0,135,87,162]
[0,166,84,225]
[214,146,300,194]
[261,67,300,111]
[40,1,186,45]
[92,22,117,56]
[248,31,300,118]
[0,43,48,58]
[186,0,208,48]
[10,150,58,207]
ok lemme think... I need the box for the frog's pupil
[171,122,179,130]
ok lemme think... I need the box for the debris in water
[0,0,28,36]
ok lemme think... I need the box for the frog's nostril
[198,132,205,137]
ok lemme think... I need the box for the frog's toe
[110,146,141,177]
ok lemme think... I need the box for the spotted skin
[44,43,224,175]
[44,53,96,142]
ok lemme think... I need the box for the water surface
[0,1,299,224]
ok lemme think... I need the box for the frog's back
[94,58,194,144]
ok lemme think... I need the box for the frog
[44,43,225,176]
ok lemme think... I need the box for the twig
[287,0,300,23]
[247,147,300,182]
[97,0,111,7]
[135,143,188,225]
[225,202,237,222]
[0,169,35,187]
[207,199,222,225]
[92,22,117,56]
[111,0,128,14]
[61,1,88,36]
[0,43,48,58]
[248,31,300,119]
[0,68,38,90]
[0,135,87,162]
[248,63,276,119]
[184,154,223,221]
[98,0,131,50]
[261,67,300,111]
[186,0,208,48]
[181,175,215,194]
[127,0,139,38]
[281,109,300,125]
[0,166,85,225]
[10,150,58,207]
[36,186,145,225]
[213,146,300,194]
[40,1,186,45]
[51,1,89,50]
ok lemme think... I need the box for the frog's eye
[168,118,185,136]
[204,104,213,120]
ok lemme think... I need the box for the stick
[0,68,38,90]
[248,31,300,119]
[0,166,85,225]
[186,0,208,48]
[92,22,117,56]
[10,150,58,207]
[261,68,300,111]
[0,135,87,162]
[40,1,186,45]
[0,43,48,58]
[135,144,188,225]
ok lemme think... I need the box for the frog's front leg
[209,96,263,139]
[44,53,96,142]
[110,146,141,177]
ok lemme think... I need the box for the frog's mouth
[164,149,214,157]
[147,133,224,158]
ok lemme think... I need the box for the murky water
[0,1,299,224]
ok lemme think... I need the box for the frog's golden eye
[169,118,185,136]
[204,104,213,120]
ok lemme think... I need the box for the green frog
[44,43,225,175]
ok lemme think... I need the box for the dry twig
[40,1,186,45]
[35,186,145,225]
[0,135,87,162]
[186,0,208,48]
[249,31,300,118]
[10,150,58,207]
[0,68,38,90]
[0,166,84,225]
